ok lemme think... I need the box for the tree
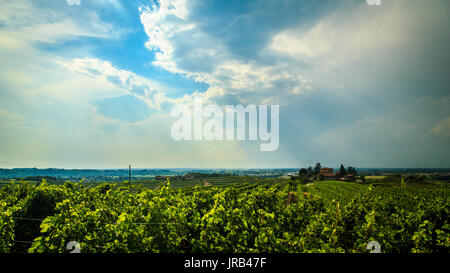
[347,166,357,176]
[299,168,307,176]
[307,167,313,176]
[339,164,346,177]
[314,163,321,175]
[347,166,353,174]
[298,175,310,184]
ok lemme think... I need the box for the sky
[0,0,449,169]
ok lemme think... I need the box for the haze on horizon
[0,0,449,169]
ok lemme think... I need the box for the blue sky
[0,0,449,168]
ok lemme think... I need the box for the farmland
[0,177,448,253]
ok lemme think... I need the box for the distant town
[0,166,449,183]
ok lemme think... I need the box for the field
[365,176,386,180]
[0,176,277,190]
[0,178,448,253]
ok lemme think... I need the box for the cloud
[0,0,123,44]
[58,57,179,112]
[139,0,210,77]
[433,118,450,138]
[138,0,319,106]
[138,0,450,105]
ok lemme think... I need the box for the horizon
[2,166,450,170]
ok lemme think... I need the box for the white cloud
[139,0,192,75]
[58,57,176,111]
[0,0,125,52]
[138,0,315,106]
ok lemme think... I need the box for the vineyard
[0,179,448,253]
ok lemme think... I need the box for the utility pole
[129,165,131,181]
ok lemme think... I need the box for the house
[320,168,334,173]
[320,168,336,180]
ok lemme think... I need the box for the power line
[13,240,34,244]
[4,214,179,225]
[11,216,44,222]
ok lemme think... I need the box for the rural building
[320,167,336,180]
[320,168,334,173]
